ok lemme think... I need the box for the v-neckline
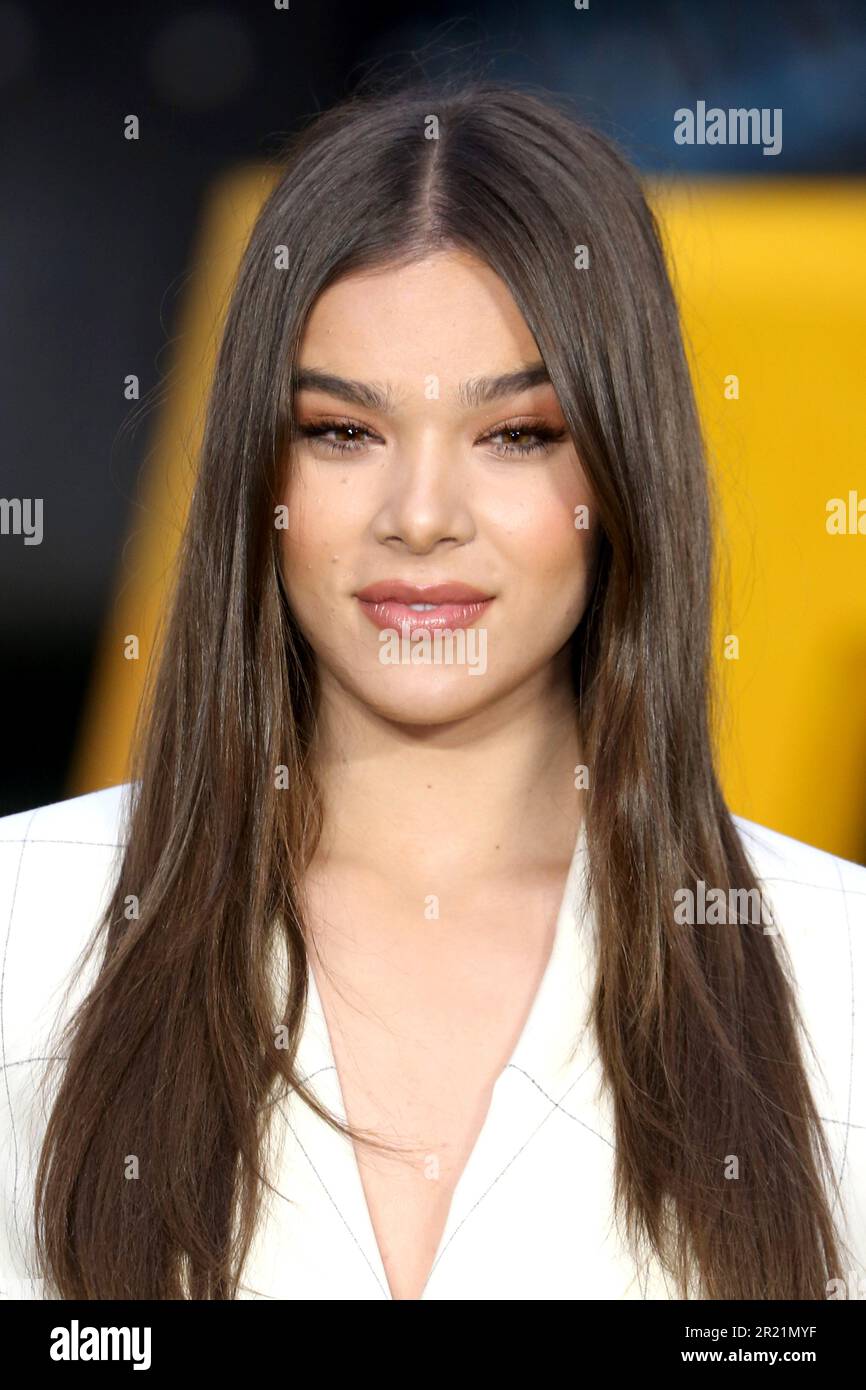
[295,820,592,1300]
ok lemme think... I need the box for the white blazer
[1,783,864,1300]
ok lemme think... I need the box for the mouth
[354,580,495,633]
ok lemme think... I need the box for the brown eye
[484,421,567,457]
[297,419,379,455]
[500,428,535,449]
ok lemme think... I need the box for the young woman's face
[279,249,599,725]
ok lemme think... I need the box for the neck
[308,657,585,891]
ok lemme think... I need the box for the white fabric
[0,783,863,1300]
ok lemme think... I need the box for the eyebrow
[292,361,551,413]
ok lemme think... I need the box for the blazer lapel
[421,823,610,1294]
[240,966,393,1299]
[242,820,608,1300]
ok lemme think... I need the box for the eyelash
[295,416,567,458]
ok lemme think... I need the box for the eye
[295,415,569,459]
[481,419,568,457]
[296,418,381,456]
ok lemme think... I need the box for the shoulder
[732,815,866,1245]
[0,784,134,1289]
[0,784,134,1065]
[730,816,865,1045]
[732,813,866,901]
[730,815,865,1058]
[0,781,133,854]
[733,815,866,1269]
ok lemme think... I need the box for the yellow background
[68,170,866,865]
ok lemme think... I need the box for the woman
[1,77,864,1302]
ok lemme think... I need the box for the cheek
[491,485,597,597]
[278,474,342,585]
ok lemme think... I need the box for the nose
[371,429,475,554]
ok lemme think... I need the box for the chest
[302,870,566,1299]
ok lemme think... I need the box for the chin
[342,668,499,727]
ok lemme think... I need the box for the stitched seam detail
[829,857,856,1216]
[279,1096,390,1300]
[1,810,38,1262]
[422,1060,611,1293]
[0,839,124,849]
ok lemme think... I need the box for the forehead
[297,249,542,392]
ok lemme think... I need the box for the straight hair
[34,75,843,1298]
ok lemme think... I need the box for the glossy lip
[354,580,495,633]
[356,580,493,604]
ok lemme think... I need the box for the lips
[354,580,494,633]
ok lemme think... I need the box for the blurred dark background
[2,0,866,815]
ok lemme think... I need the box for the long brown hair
[34,75,843,1298]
